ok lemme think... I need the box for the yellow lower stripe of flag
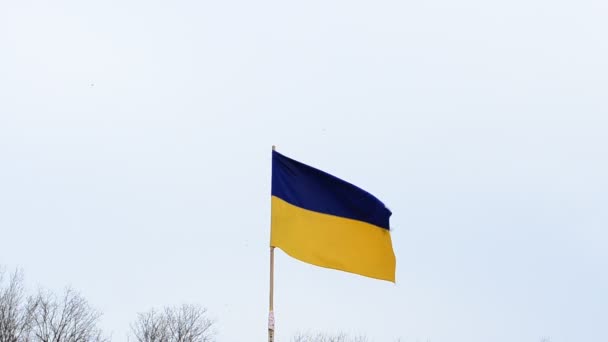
[270,196,396,282]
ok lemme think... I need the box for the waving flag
[270,150,396,282]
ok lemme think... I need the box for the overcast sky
[1,0,607,341]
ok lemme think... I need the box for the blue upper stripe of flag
[271,151,391,230]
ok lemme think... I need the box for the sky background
[1,0,607,341]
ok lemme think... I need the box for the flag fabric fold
[270,150,396,282]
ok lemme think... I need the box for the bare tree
[0,268,35,342]
[292,332,369,342]
[130,310,167,342]
[131,304,214,342]
[29,288,107,342]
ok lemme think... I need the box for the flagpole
[268,246,275,342]
[268,145,276,342]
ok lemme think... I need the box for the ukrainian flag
[271,150,396,282]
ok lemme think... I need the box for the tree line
[0,268,213,342]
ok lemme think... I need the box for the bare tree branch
[130,309,167,342]
[131,304,214,342]
[0,268,36,342]
[292,332,368,342]
[30,288,107,342]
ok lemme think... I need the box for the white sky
[1,0,607,341]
